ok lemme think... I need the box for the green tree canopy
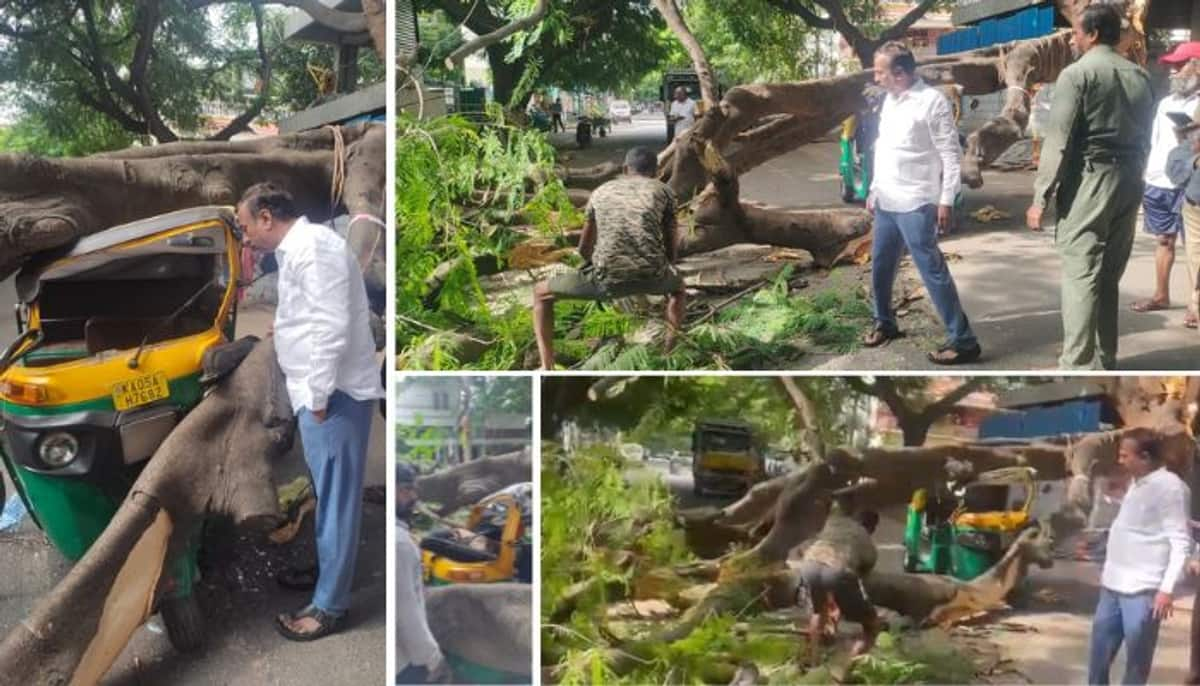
[0,1,380,154]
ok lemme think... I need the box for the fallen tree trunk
[0,340,296,685]
[416,449,532,515]
[426,583,532,678]
[0,123,385,294]
[864,524,1055,626]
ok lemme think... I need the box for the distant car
[608,99,632,124]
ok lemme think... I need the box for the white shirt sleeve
[1160,479,1193,594]
[395,534,444,668]
[928,93,962,207]
[298,246,352,412]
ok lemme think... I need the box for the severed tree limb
[0,123,383,284]
[415,449,532,516]
[0,340,296,684]
[426,583,533,678]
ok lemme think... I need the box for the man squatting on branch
[532,146,685,369]
[235,183,385,640]
[864,41,981,365]
[1026,4,1154,370]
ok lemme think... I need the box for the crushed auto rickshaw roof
[15,206,235,303]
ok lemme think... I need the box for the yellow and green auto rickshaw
[420,486,532,586]
[0,205,241,651]
[904,467,1038,581]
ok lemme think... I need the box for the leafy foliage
[0,3,379,152]
[567,269,873,371]
[428,1,671,104]
[395,108,582,369]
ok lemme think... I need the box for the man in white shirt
[668,86,696,140]
[1087,428,1192,685]
[235,183,385,641]
[1130,44,1200,328]
[395,463,448,683]
[864,41,981,365]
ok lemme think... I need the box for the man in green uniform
[1025,4,1154,370]
[532,146,685,369]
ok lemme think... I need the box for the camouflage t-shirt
[802,513,877,577]
[586,174,676,284]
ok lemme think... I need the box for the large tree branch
[877,0,941,43]
[763,0,834,30]
[443,0,549,69]
[919,378,986,423]
[208,2,272,141]
[778,377,825,460]
[811,0,868,49]
[651,0,717,107]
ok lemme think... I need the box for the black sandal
[862,325,904,348]
[275,604,345,642]
[276,565,319,591]
[927,342,982,365]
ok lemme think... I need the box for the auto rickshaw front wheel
[162,593,206,653]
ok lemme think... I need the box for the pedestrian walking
[863,41,981,365]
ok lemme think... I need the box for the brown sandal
[862,325,904,348]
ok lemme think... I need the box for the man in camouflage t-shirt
[533,146,685,369]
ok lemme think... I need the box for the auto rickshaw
[0,206,241,651]
[691,420,765,497]
[420,484,532,585]
[903,466,1038,581]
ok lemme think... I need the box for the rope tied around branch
[325,124,347,214]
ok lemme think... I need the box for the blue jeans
[299,390,375,614]
[871,205,977,348]
[1087,587,1162,685]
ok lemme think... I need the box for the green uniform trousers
[1056,162,1143,370]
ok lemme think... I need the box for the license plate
[112,372,170,411]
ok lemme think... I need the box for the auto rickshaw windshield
[17,222,231,362]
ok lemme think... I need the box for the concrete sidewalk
[737,142,1200,371]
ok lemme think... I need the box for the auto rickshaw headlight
[39,432,79,468]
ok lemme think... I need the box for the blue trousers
[871,205,977,348]
[299,390,374,614]
[1087,587,1162,685]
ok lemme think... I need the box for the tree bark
[444,0,549,71]
[416,449,532,515]
[0,123,383,284]
[426,583,532,678]
[0,340,295,684]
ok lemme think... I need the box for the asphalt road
[554,118,1200,370]
[0,294,388,685]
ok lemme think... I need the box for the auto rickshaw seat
[83,316,203,355]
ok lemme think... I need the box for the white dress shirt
[1145,92,1200,189]
[396,519,444,670]
[871,79,962,213]
[1101,466,1192,595]
[273,216,384,413]
[670,98,697,137]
